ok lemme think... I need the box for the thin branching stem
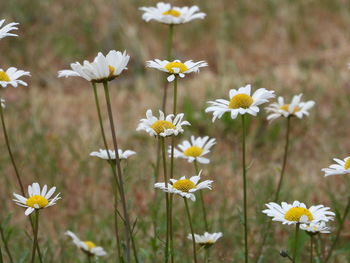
[194,161,209,231]
[293,223,300,263]
[324,196,350,262]
[0,103,43,263]
[30,210,39,263]
[310,235,314,263]
[91,83,122,262]
[0,224,13,263]
[103,81,139,263]
[161,137,170,263]
[241,115,249,263]
[184,198,198,263]
[255,117,292,262]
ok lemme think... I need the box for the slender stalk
[293,223,300,263]
[0,103,43,263]
[194,161,209,231]
[91,83,122,262]
[324,196,350,262]
[103,81,138,263]
[204,248,210,263]
[184,198,198,263]
[310,235,313,263]
[161,137,170,263]
[87,254,92,263]
[0,225,13,263]
[30,211,39,263]
[168,75,178,263]
[315,235,323,262]
[162,24,175,112]
[255,117,292,262]
[274,116,291,201]
[241,115,248,263]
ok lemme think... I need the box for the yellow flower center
[108,65,116,76]
[279,104,301,113]
[84,241,96,250]
[162,9,181,17]
[26,195,49,208]
[228,94,253,109]
[344,158,350,169]
[164,62,188,74]
[150,120,176,135]
[184,146,203,157]
[172,179,196,192]
[284,207,313,222]
[0,71,10,82]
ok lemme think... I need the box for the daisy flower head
[187,232,223,248]
[13,183,61,216]
[170,136,216,164]
[58,50,130,83]
[90,149,136,160]
[0,67,30,88]
[300,221,331,235]
[0,19,19,39]
[146,59,208,82]
[65,231,107,257]
[154,171,213,201]
[1,98,5,108]
[262,201,335,225]
[139,2,206,25]
[205,84,275,122]
[265,94,315,122]
[322,156,350,177]
[137,109,190,137]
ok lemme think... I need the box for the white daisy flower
[0,67,30,88]
[169,136,216,164]
[205,84,275,122]
[90,149,136,160]
[146,59,208,82]
[139,2,206,25]
[322,157,350,177]
[0,19,19,39]
[300,221,331,234]
[262,201,335,225]
[265,94,315,121]
[1,98,5,108]
[65,231,107,257]
[136,109,190,137]
[13,183,61,216]
[58,50,130,83]
[154,171,213,201]
[187,232,223,248]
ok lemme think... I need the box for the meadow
[1,0,350,262]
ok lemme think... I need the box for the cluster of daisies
[1,0,349,261]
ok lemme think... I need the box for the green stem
[310,235,313,263]
[103,81,138,263]
[274,116,291,201]
[194,161,209,231]
[241,115,248,263]
[162,24,175,113]
[204,248,210,263]
[324,197,350,262]
[184,198,198,263]
[0,244,3,263]
[161,137,170,263]
[87,254,92,263]
[168,75,178,263]
[0,225,13,263]
[0,102,43,263]
[91,83,122,262]
[31,211,39,263]
[255,117,292,262]
[293,223,300,263]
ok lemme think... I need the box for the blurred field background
[1,0,350,262]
